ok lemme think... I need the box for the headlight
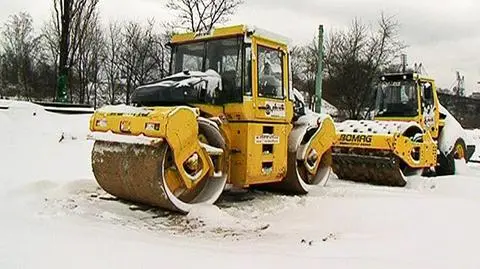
[120,120,131,132]
[145,122,160,131]
[95,118,107,128]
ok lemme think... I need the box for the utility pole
[456,71,465,96]
[314,25,323,113]
[401,54,407,72]
[57,0,71,103]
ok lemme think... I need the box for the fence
[438,93,480,129]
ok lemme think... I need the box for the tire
[254,124,332,194]
[436,138,466,176]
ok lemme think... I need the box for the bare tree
[118,21,141,104]
[42,17,60,99]
[0,12,41,99]
[118,19,168,104]
[289,39,321,106]
[166,0,244,32]
[102,21,123,105]
[0,54,5,97]
[75,11,103,105]
[289,45,304,90]
[150,25,174,79]
[323,13,406,119]
[30,42,58,100]
[50,0,100,102]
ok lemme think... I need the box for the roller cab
[332,72,473,186]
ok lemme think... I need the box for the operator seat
[221,70,241,102]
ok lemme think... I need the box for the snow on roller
[332,119,434,186]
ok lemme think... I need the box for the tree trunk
[58,0,71,102]
[126,76,131,104]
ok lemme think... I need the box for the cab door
[419,79,440,138]
[237,38,293,185]
[252,40,291,122]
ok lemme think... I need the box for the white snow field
[1,100,480,269]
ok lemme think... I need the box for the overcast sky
[1,0,479,95]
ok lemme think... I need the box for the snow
[43,106,94,113]
[244,24,293,47]
[2,100,480,269]
[139,69,223,99]
[293,87,339,117]
[437,103,471,156]
[96,104,153,114]
[320,99,339,116]
[169,70,215,79]
[175,69,222,97]
[171,69,222,97]
[335,119,420,136]
[88,131,164,146]
[185,204,269,233]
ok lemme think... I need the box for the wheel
[291,148,332,192]
[399,128,425,178]
[162,119,229,212]
[436,138,467,176]
[259,124,332,194]
[91,120,228,213]
[453,139,467,160]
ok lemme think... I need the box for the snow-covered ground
[1,101,480,269]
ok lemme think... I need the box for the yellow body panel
[224,101,255,121]
[90,106,212,190]
[194,104,224,118]
[334,130,437,168]
[303,117,337,174]
[335,133,395,150]
[170,24,289,47]
[90,106,172,137]
[394,132,437,168]
[227,122,291,186]
[164,108,212,189]
[171,25,247,44]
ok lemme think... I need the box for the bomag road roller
[332,72,476,186]
[87,25,337,213]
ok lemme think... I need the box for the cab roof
[380,72,434,82]
[170,24,292,47]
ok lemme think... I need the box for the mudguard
[438,104,476,161]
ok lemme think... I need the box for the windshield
[170,36,245,103]
[375,79,419,117]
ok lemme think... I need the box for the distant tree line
[0,0,405,119]
[0,0,243,107]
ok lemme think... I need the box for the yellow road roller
[332,72,476,186]
[88,25,337,213]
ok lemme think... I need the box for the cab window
[257,45,284,99]
[244,45,252,96]
[421,81,434,105]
